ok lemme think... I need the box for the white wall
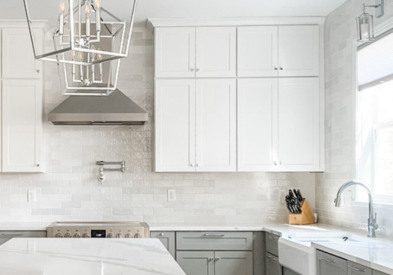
[0,27,316,224]
[318,0,393,237]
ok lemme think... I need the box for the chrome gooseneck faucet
[334,181,378,238]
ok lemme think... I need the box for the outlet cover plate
[168,189,176,202]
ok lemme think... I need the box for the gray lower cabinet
[283,267,301,275]
[348,261,372,275]
[316,250,347,275]
[0,231,47,245]
[373,270,389,275]
[177,251,253,275]
[177,251,214,275]
[266,252,282,275]
[150,231,175,258]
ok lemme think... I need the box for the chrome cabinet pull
[36,69,40,73]
[190,68,195,72]
[348,265,366,272]
[322,257,336,263]
[160,233,165,236]
[208,257,214,262]
[196,68,200,72]
[203,233,225,237]
[267,255,277,261]
[279,67,283,70]
[214,258,220,261]
[268,235,279,240]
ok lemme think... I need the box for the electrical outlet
[27,190,36,202]
[168,189,176,202]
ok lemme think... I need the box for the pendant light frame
[356,0,384,43]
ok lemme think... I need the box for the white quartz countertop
[149,223,265,231]
[0,238,186,275]
[0,222,50,231]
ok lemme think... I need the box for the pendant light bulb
[85,4,91,15]
[59,2,65,12]
[95,0,100,9]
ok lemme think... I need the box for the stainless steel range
[47,222,149,239]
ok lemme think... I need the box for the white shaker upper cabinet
[2,80,43,172]
[277,78,320,171]
[195,79,236,171]
[155,79,196,172]
[238,27,278,77]
[238,79,277,172]
[155,28,196,78]
[2,28,43,79]
[278,26,319,77]
[195,27,236,78]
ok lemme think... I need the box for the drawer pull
[349,265,366,272]
[208,258,214,262]
[1,234,23,237]
[267,255,277,261]
[322,257,336,263]
[268,235,279,240]
[160,233,165,236]
[203,234,225,237]
[214,258,220,261]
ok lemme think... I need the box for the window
[356,31,393,203]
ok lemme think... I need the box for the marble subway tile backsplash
[0,27,316,224]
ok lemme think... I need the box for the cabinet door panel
[215,251,253,275]
[150,231,175,258]
[2,28,42,79]
[278,78,320,171]
[2,80,43,172]
[266,253,282,275]
[196,27,236,77]
[155,80,196,172]
[238,26,278,77]
[196,79,236,171]
[278,26,319,77]
[316,250,346,275]
[348,261,372,275]
[238,79,277,171]
[373,270,389,275]
[177,251,214,275]
[155,28,196,78]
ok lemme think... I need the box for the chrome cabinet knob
[55,233,63,238]
[73,233,81,238]
[280,67,283,70]
[125,233,133,238]
[36,69,40,73]
[190,164,194,167]
[208,258,214,262]
[134,233,142,238]
[82,233,91,238]
[196,164,200,167]
[196,68,200,72]
[190,68,195,72]
[107,232,115,238]
[64,233,72,238]
[160,233,165,236]
[273,161,278,165]
[274,67,278,70]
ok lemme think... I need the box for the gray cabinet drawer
[266,232,280,256]
[0,231,47,245]
[283,267,301,275]
[266,252,282,275]
[373,270,389,275]
[150,231,175,258]
[176,232,253,251]
[316,250,346,275]
[348,261,372,275]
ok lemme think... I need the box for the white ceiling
[0,0,348,25]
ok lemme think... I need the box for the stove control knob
[55,233,63,238]
[134,233,142,238]
[82,233,91,238]
[116,233,123,238]
[124,233,134,238]
[73,233,81,238]
[64,233,72,238]
[107,233,115,238]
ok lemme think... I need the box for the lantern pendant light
[23,0,138,96]
[356,0,384,43]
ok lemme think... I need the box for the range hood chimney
[48,90,148,125]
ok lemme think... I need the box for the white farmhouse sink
[278,232,352,275]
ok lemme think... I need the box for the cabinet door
[238,79,277,172]
[2,28,43,79]
[2,80,43,172]
[373,270,389,275]
[278,26,319,77]
[277,78,320,171]
[215,251,253,275]
[266,253,282,275]
[150,231,175,258]
[155,28,196,78]
[196,27,236,78]
[316,251,347,275]
[348,262,372,275]
[155,80,196,172]
[177,251,214,275]
[283,267,301,275]
[238,26,278,77]
[195,79,236,171]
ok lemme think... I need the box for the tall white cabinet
[0,23,44,173]
[150,18,324,172]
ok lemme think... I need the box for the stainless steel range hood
[48,90,148,125]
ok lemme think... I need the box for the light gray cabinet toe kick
[176,232,253,251]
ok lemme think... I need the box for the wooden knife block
[288,199,315,225]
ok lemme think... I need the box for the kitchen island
[0,238,186,275]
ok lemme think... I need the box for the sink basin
[278,231,352,275]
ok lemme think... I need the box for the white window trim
[353,17,393,208]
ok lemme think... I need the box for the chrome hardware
[196,164,200,167]
[322,257,336,263]
[268,235,278,240]
[348,265,366,272]
[96,161,126,183]
[190,68,195,72]
[215,258,220,261]
[273,161,278,165]
[55,233,63,238]
[36,69,40,73]
[280,67,283,70]
[190,164,194,167]
[208,258,214,262]
[204,233,225,237]
[196,68,200,72]
[73,233,81,238]
[134,233,142,238]
[279,161,282,165]
[37,164,40,167]
[64,233,72,238]
[267,255,277,261]
[160,233,165,236]
[116,233,123,238]
[274,67,278,70]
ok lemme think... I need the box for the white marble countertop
[149,222,265,231]
[0,238,186,275]
[0,222,50,231]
